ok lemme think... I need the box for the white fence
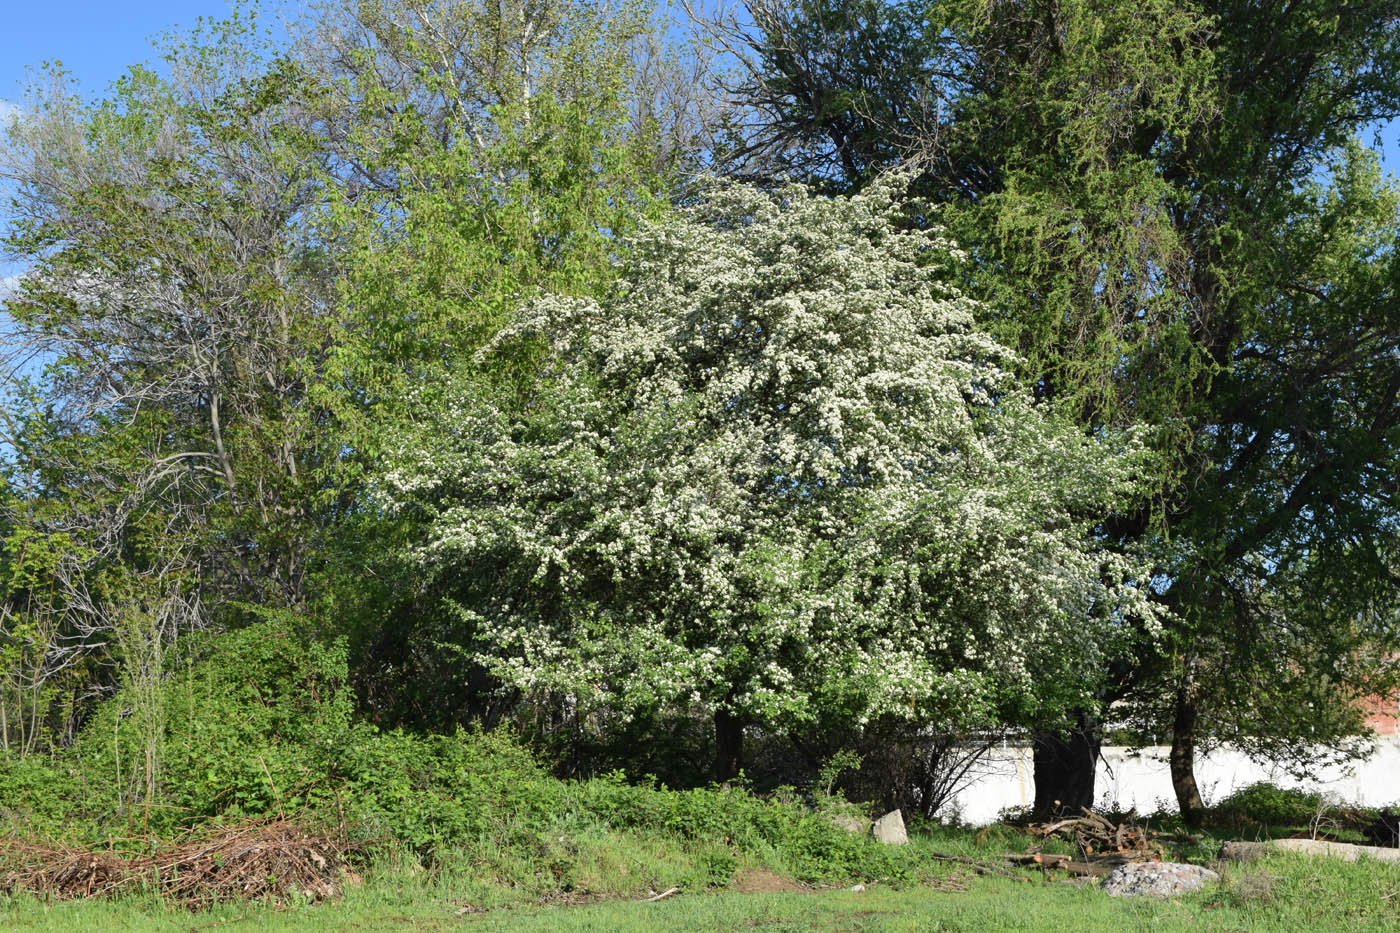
[945,736,1400,825]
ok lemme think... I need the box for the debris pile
[0,819,351,909]
[151,820,349,908]
[0,843,131,900]
[1027,808,1165,864]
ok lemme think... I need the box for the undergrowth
[0,617,920,904]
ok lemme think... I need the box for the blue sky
[0,2,252,104]
[1,2,286,294]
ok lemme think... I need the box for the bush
[53,614,355,837]
[334,727,565,856]
[1213,782,1324,826]
[51,615,564,853]
[565,774,909,884]
[0,756,87,839]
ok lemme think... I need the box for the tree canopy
[382,176,1158,778]
[708,0,1400,820]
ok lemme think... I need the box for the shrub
[565,774,909,884]
[1213,782,1324,826]
[58,613,353,836]
[333,727,565,856]
[0,756,88,839]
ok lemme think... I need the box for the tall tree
[288,0,698,728]
[0,13,341,733]
[711,0,1400,818]
[381,176,1158,780]
[0,0,698,742]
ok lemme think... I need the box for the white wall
[945,736,1400,825]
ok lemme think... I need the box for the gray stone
[1220,838,1400,864]
[1100,861,1219,898]
[828,813,871,834]
[871,809,908,845]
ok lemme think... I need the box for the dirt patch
[731,868,808,894]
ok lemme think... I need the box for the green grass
[5,831,1400,931]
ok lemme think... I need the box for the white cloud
[0,100,22,128]
[0,275,21,301]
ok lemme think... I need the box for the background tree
[0,0,698,754]
[0,14,340,751]
[288,0,701,729]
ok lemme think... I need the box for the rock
[828,813,871,834]
[1100,861,1219,898]
[871,809,908,845]
[1219,838,1400,864]
[850,884,865,892]
[1218,840,1268,863]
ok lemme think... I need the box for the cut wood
[1062,861,1115,877]
[1026,809,1164,863]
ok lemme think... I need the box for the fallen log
[1062,861,1115,877]
[926,852,1030,882]
[1002,852,1071,867]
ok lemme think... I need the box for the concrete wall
[944,736,1400,825]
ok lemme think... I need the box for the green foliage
[295,0,685,731]
[53,614,350,835]
[816,750,863,798]
[332,728,567,856]
[0,755,85,840]
[723,0,1400,809]
[1212,783,1327,828]
[383,175,1158,774]
[3,613,907,896]
[565,775,909,884]
[5,0,1399,846]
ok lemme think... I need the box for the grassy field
[5,830,1400,931]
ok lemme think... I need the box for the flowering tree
[383,177,1159,779]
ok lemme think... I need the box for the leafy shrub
[565,774,909,884]
[1213,782,1324,826]
[0,756,88,839]
[58,613,353,836]
[333,727,564,856]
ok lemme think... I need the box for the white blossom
[380,175,1161,732]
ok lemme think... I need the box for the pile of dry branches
[1027,808,1164,863]
[0,819,352,908]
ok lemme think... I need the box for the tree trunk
[1032,712,1101,817]
[713,708,745,783]
[1170,685,1206,826]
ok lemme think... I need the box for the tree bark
[1170,683,1206,826]
[713,708,745,783]
[1032,712,1101,817]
